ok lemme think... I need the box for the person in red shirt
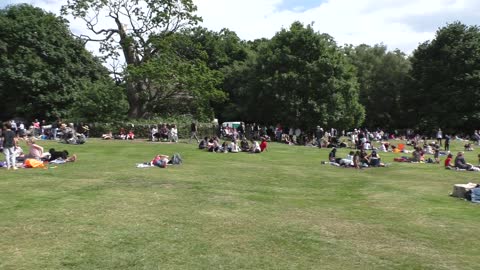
[260,138,268,152]
[444,153,453,169]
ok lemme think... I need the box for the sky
[1,0,479,55]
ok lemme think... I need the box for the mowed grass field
[1,138,480,270]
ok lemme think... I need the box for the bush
[84,116,218,139]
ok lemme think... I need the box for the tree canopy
[61,0,203,118]
[0,4,126,121]
[345,44,411,129]
[3,2,480,132]
[223,22,365,129]
[406,22,480,132]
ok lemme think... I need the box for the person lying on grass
[339,151,355,167]
[151,154,169,168]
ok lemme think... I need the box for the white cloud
[2,0,480,55]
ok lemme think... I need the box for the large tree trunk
[126,80,148,118]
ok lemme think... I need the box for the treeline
[1,2,480,133]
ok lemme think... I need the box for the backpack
[172,153,183,165]
[471,188,480,203]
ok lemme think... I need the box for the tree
[407,22,480,132]
[61,0,202,118]
[170,27,250,121]
[126,33,226,120]
[0,4,122,121]
[345,44,411,129]
[230,22,364,129]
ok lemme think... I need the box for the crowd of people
[5,118,480,173]
[198,136,267,154]
[0,121,77,169]
[1,118,88,144]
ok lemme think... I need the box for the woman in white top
[250,140,261,153]
[169,124,178,142]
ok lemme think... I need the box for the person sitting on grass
[328,148,337,162]
[151,126,159,141]
[25,137,50,160]
[208,137,220,152]
[102,131,113,140]
[239,138,250,152]
[353,151,361,169]
[169,124,178,143]
[159,124,169,141]
[229,140,240,153]
[464,143,474,151]
[366,150,386,167]
[444,153,454,169]
[199,137,209,150]
[411,147,424,163]
[220,141,229,153]
[127,130,135,140]
[282,134,294,145]
[250,139,261,153]
[359,150,370,167]
[454,151,475,171]
[260,138,268,152]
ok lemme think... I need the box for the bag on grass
[25,158,45,168]
[172,153,183,165]
[471,188,480,203]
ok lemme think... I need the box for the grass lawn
[1,138,480,269]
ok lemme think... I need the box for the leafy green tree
[170,27,250,121]
[0,4,122,121]
[345,44,411,129]
[407,22,480,131]
[126,35,226,120]
[231,22,364,129]
[61,0,202,118]
[70,78,128,122]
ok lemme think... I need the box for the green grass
[1,139,480,269]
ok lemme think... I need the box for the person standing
[444,134,450,151]
[237,122,245,139]
[189,122,199,143]
[2,122,18,170]
[315,126,324,148]
[436,128,443,146]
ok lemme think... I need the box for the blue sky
[276,0,327,12]
[1,0,479,55]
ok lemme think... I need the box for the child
[444,153,454,169]
[260,138,268,152]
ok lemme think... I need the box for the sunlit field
[1,138,480,270]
